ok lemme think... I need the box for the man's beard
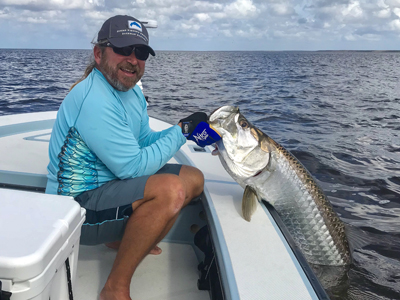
[99,53,143,92]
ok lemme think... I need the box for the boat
[0,109,331,300]
[0,21,329,300]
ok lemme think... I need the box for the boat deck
[0,112,324,300]
[76,242,208,300]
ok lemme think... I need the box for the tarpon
[208,105,351,266]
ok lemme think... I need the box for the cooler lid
[0,189,85,281]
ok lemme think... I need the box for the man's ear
[94,45,102,65]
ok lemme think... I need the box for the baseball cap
[97,15,155,56]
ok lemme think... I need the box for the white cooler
[0,189,86,300]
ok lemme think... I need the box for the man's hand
[179,112,221,147]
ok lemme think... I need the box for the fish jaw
[211,109,270,180]
[208,106,240,139]
[214,140,248,186]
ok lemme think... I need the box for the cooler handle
[65,258,74,300]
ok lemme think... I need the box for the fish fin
[344,224,371,254]
[242,186,258,222]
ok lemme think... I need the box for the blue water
[1,49,399,299]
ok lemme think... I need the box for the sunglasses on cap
[100,42,150,61]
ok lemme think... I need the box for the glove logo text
[193,129,209,143]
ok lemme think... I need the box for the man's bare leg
[99,166,204,300]
[104,165,203,254]
[147,165,204,249]
[105,241,162,254]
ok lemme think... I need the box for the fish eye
[240,120,248,128]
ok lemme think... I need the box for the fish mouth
[208,106,240,143]
[211,142,220,156]
[209,124,222,137]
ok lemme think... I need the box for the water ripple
[0,49,399,299]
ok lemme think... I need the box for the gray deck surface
[75,242,209,300]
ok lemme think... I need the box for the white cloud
[393,7,400,17]
[344,33,356,40]
[389,18,400,30]
[342,1,363,20]
[377,0,389,8]
[385,0,400,8]
[135,0,192,8]
[181,23,200,31]
[221,29,233,37]
[323,22,331,28]
[0,0,400,50]
[271,3,295,16]
[195,13,211,22]
[192,1,224,12]
[375,8,391,18]
[0,0,104,10]
[224,0,258,18]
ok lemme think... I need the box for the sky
[0,0,400,51]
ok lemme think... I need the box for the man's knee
[144,174,186,215]
[192,167,205,186]
[164,175,186,214]
[180,165,204,197]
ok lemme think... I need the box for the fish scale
[267,150,346,265]
[254,138,349,265]
[209,105,352,266]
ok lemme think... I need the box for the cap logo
[128,20,142,32]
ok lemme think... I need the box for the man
[46,15,220,300]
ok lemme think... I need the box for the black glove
[179,112,221,147]
[179,112,208,137]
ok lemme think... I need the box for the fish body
[208,105,351,266]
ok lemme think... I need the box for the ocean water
[0,49,399,299]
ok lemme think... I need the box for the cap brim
[108,38,155,56]
[142,45,155,56]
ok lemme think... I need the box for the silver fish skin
[208,105,351,266]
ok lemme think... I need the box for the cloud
[389,19,400,30]
[342,1,364,20]
[375,8,391,18]
[0,0,400,50]
[0,0,104,10]
[271,3,296,16]
[195,13,212,22]
[385,0,400,7]
[393,7,400,17]
[224,0,258,18]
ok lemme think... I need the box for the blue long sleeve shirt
[46,68,186,196]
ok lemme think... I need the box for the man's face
[96,46,145,92]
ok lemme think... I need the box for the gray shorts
[75,163,182,245]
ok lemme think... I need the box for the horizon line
[1,48,400,52]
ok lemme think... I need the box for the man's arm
[76,98,186,179]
